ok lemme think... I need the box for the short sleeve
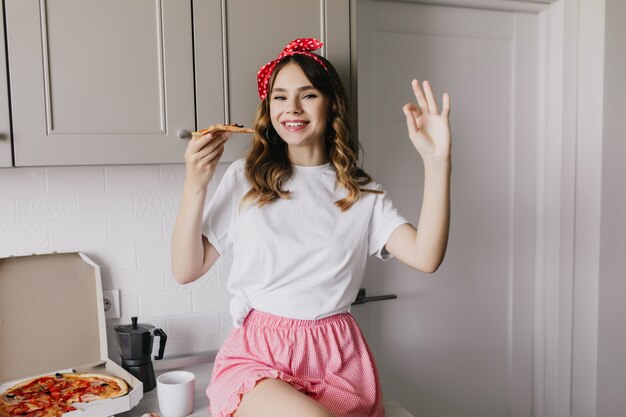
[368,187,408,260]
[201,160,244,255]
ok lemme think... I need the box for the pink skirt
[206,309,385,417]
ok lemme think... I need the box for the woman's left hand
[403,79,451,163]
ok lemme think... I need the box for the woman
[171,38,451,417]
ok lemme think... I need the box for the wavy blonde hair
[242,54,381,211]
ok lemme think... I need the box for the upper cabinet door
[223,0,351,161]
[0,0,12,168]
[5,0,203,166]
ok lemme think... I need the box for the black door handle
[352,288,397,305]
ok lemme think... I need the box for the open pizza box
[0,252,143,416]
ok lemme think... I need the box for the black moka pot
[114,317,167,392]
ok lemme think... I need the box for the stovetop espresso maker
[114,316,167,392]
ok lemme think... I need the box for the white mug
[156,371,196,417]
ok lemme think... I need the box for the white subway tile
[160,164,186,191]
[0,168,45,195]
[120,295,139,320]
[109,267,165,294]
[192,288,231,313]
[0,197,15,222]
[139,292,192,318]
[105,166,160,192]
[147,317,168,330]
[108,217,163,243]
[163,216,176,242]
[136,241,170,267]
[46,166,105,193]
[0,223,50,256]
[80,244,136,271]
[50,220,107,248]
[17,194,77,222]
[135,190,181,217]
[79,192,134,218]
[166,313,220,341]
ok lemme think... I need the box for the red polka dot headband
[257,38,329,101]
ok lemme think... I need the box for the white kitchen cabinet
[3,0,352,167]
[0,0,12,168]
[5,0,201,166]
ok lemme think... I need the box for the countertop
[117,359,415,417]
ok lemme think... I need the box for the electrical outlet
[103,290,120,320]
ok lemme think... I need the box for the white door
[358,1,542,416]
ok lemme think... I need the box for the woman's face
[269,62,329,149]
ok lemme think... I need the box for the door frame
[364,1,598,416]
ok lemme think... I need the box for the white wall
[0,163,234,360]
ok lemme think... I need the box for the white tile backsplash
[17,194,78,221]
[167,313,221,340]
[50,220,108,247]
[0,222,49,255]
[108,216,163,243]
[140,291,193,318]
[108,267,165,294]
[136,241,170,267]
[46,166,105,193]
[81,243,137,271]
[105,165,161,191]
[78,192,134,218]
[0,196,15,222]
[120,295,140,320]
[0,168,46,195]
[0,162,234,360]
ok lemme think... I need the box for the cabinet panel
[226,0,322,128]
[0,0,12,168]
[325,0,352,98]
[6,0,201,166]
[194,0,226,137]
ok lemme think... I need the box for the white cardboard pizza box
[0,252,143,416]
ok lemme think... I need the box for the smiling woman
[171,37,452,417]
[268,71,329,153]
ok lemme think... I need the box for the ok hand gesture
[403,80,451,163]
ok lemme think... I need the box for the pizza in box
[0,372,128,417]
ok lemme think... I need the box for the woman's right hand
[184,130,232,189]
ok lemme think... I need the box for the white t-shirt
[202,159,408,327]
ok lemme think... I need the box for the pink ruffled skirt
[206,309,385,417]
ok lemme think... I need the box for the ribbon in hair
[256,38,328,100]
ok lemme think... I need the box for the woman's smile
[270,62,329,156]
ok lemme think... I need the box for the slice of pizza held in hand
[192,123,254,138]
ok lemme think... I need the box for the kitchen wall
[0,162,235,359]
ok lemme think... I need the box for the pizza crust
[192,123,254,138]
[76,373,129,398]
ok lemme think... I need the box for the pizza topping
[0,373,128,417]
